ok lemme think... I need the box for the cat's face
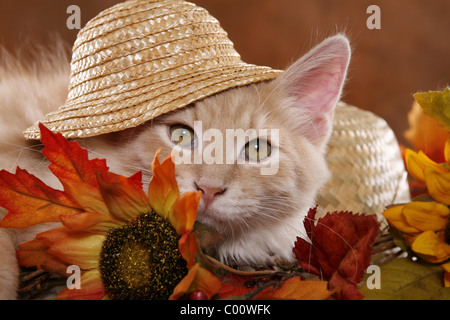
[122,82,330,240]
[82,35,350,264]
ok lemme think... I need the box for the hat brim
[23,64,282,140]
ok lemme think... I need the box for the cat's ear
[278,34,351,146]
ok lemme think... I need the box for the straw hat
[24,0,282,139]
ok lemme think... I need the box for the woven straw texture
[23,0,282,140]
[316,102,410,227]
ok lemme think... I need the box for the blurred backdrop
[0,0,449,145]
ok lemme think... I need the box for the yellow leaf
[414,87,450,131]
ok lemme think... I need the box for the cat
[0,34,350,298]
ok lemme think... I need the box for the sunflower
[383,136,450,287]
[2,124,221,299]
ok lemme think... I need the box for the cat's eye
[243,138,272,162]
[169,124,196,148]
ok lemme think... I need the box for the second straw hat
[24,0,282,140]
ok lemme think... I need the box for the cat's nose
[196,183,226,197]
[195,183,226,208]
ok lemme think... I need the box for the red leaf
[216,274,254,298]
[293,207,380,300]
[0,168,82,228]
[39,123,108,187]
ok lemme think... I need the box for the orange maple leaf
[0,167,83,228]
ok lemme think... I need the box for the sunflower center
[99,211,188,299]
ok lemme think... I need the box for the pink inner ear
[306,69,344,112]
[282,36,351,144]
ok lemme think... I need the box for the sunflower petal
[36,226,73,247]
[425,166,450,205]
[48,233,104,270]
[445,136,450,164]
[59,177,109,215]
[56,269,107,300]
[18,236,69,275]
[169,263,221,300]
[170,191,201,235]
[17,238,52,269]
[148,150,179,219]
[60,211,123,234]
[411,230,450,263]
[402,201,450,231]
[382,204,420,234]
[96,171,151,221]
[405,149,445,182]
[178,231,199,269]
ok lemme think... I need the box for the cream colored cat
[0,35,350,298]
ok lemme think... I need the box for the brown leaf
[293,207,380,299]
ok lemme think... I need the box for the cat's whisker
[85,149,154,177]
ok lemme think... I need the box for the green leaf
[414,87,450,131]
[360,258,450,300]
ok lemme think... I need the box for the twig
[245,271,304,300]
[205,255,278,276]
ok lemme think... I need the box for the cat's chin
[196,207,230,234]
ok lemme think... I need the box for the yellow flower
[384,135,450,286]
[15,149,220,299]
[383,201,450,235]
[404,136,450,204]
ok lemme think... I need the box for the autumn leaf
[404,100,449,163]
[0,167,82,228]
[293,207,380,299]
[0,124,145,228]
[413,87,450,131]
[39,123,108,187]
[253,276,332,300]
[38,123,111,212]
[216,274,254,299]
[0,124,114,228]
[359,258,450,300]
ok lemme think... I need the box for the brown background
[1,0,449,145]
